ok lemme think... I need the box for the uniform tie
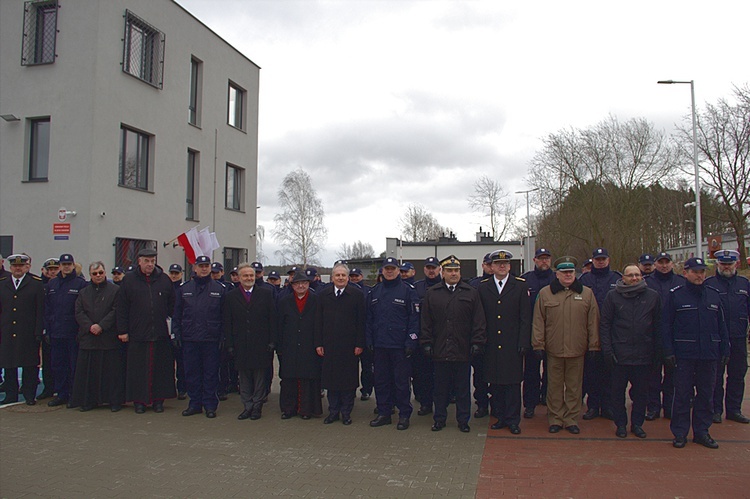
[15,278,21,289]
[449,285,455,293]
[336,289,342,298]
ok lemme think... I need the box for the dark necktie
[449,285,455,293]
[15,278,21,289]
[336,289,342,298]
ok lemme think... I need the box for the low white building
[0,0,259,273]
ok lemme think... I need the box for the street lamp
[658,79,702,258]
[516,187,540,272]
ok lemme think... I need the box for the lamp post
[658,79,702,258]
[516,187,539,272]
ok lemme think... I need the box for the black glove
[470,344,483,357]
[172,337,182,349]
[423,345,433,358]
[721,355,730,368]
[586,350,598,361]
[404,347,414,358]
[518,346,528,356]
[267,343,275,353]
[534,349,545,360]
[664,355,677,369]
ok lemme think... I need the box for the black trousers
[2,366,39,402]
[713,338,748,415]
[327,389,355,418]
[471,355,489,408]
[610,364,648,428]
[433,361,471,425]
[489,383,521,425]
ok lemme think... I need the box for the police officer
[38,258,59,399]
[705,249,750,424]
[469,253,492,289]
[41,258,60,284]
[580,248,620,420]
[644,252,685,420]
[349,268,374,400]
[305,267,323,291]
[581,259,593,275]
[168,263,187,400]
[399,262,416,285]
[468,252,493,417]
[266,271,282,290]
[45,253,88,408]
[111,266,125,285]
[229,267,240,288]
[664,257,729,449]
[638,254,656,277]
[173,256,226,418]
[412,256,442,416]
[210,262,227,285]
[367,257,419,430]
[520,248,554,419]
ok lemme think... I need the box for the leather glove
[518,346,528,356]
[404,347,414,358]
[721,355,730,368]
[470,344,483,357]
[267,343,275,353]
[172,338,182,349]
[534,349,545,360]
[423,345,433,358]
[664,355,677,369]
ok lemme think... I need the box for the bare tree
[254,224,266,264]
[467,176,518,240]
[337,240,375,260]
[399,204,450,242]
[272,169,328,266]
[675,84,750,267]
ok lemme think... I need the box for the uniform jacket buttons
[497,345,502,349]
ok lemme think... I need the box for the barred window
[22,0,58,66]
[119,125,152,191]
[115,237,157,269]
[122,10,165,88]
[223,247,247,274]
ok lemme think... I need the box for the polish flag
[176,227,205,264]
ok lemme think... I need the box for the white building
[0,0,260,272]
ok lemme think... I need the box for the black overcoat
[75,280,120,350]
[223,286,277,370]
[314,284,366,391]
[0,273,44,368]
[277,291,321,380]
[478,276,532,384]
[116,266,175,342]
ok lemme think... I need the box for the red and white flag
[176,227,205,264]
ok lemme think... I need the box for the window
[119,125,151,191]
[228,82,245,129]
[225,164,244,211]
[28,118,50,181]
[223,247,247,274]
[21,0,58,66]
[188,57,202,125]
[186,149,199,220]
[122,10,165,88]
[115,237,157,269]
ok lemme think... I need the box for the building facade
[0,0,259,272]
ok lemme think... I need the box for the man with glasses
[600,264,661,439]
[705,249,750,424]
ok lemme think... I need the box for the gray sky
[177,0,750,265]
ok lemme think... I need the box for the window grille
[21,0,58,66]
[115,237,157,269]
[122,10,165,88]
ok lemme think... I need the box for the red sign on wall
[53,223,71,234]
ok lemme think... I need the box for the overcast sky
[178,0,750,266]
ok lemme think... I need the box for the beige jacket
[532,281,600,357]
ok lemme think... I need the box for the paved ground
[1,375,749,498]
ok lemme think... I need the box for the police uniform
[411,256,442,415]
[350,268,374,399]
[468,253,493,417]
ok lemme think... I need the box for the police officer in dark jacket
[173,256,226,419]
[367,257,420,430]
[520,248,554,418]
[644,252,686,419]
[38,258,59,399]
[664,257,729,449]
[421,255,486,433]
[412,256,442,416]
[168,263,187,400]
[350,268,374,400]
[468,253,493,418]
[600,264,661,439]
[705,249,750,424]
[45,253,88,407]
[579,247,621,420]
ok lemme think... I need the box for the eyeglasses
[90,271,105,276]
[623,273,642,278]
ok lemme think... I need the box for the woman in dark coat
[315,264,366,425]
[71,262,123,411]
[277,273,322,419]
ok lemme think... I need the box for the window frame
[21,0,58,66]
[186,149,199,220]
[28,117,51,181]
[189,56,203,126]
[118,125,153,192]
[225,163,244,212]
[122,9,165,89]
[227,81,245,130]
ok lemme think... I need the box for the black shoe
[177,392,187,400]
[324,414,340,424]
[448,396,457,404]
[474,406,489,418]
[205,411,216,419]
[673,436,687,448]
[110,405,122,412]
[431,421,446,431]
[25,399,37,406]
[182,407,202,417]
[47,396,67,407]
[360,393,371,401]
[249,413,261,420]
[79,405,95,412]
[549,424,562,433]
[490,420,507,430]
[397,417,410,430]
[726,412,750,424]
[601,409,614,420]
[37,390,53,400]
[645,410,658,421]
[508,424,521,435]
[300,415,311,420]
[218,393,228,401]
[281,412,295,420]
[458,422,471,433]
[0,397,18,405]
[582,408,599,420]
[153,401,164,413]
[134,403,146,414]
[712,413,722,423]
[238,410,251,420]
[631,425,647,438]
[370,415,392,427]
[523,408,535,419]
[693,433,719,449]
[342,417,352,425]
[66,401,79,409]
[615,426,627,438]
[417,405,432,416]
[566,425,580,434]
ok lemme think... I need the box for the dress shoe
[177,392,187,400]
[249,413,262,420]
[615,426,627,438]
[47,396,67,407]
[644,410,658,421]
[397,417,410,430]
[300,415,311,420]
[582,408,599,420]
[237,410,251,420]
[218,393,228,401]
[726,412,750,424]
[601,409,614,420]
[66,402,79,409]
[431,421,446,431]
[549,424,562,433]
[37,390,53,400]
[458,422,471,433]
[205,410,216,419]
[631,425,647,439]
[25,399,37,406]
[693,433,719,449]
[712,413,722,423]
[134,404,146,414]
[523,408,535,419]
[566,425,580,434]
[324,414,340,424]
[508,424,521,435]
[474,406,489,418]
[110,405,122,412]
[79,405,95,412]
[152,402,164,413]
[281,413,295,420]
[360,393,371,401]
[490,421,507,430]
[673,436,687,448]
[182,407,203,417]
[370,415,392,427]
[417,405,432,416]
[342,418,352,425]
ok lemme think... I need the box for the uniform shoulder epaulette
[515,276,526,281]
[32,275,43,281]
[480,277,490,283]
[670,284,684,293]
[705,284,721,294]
[0,276,7,281]
[406,282,415,289]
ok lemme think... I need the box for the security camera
[100,212,106,217]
